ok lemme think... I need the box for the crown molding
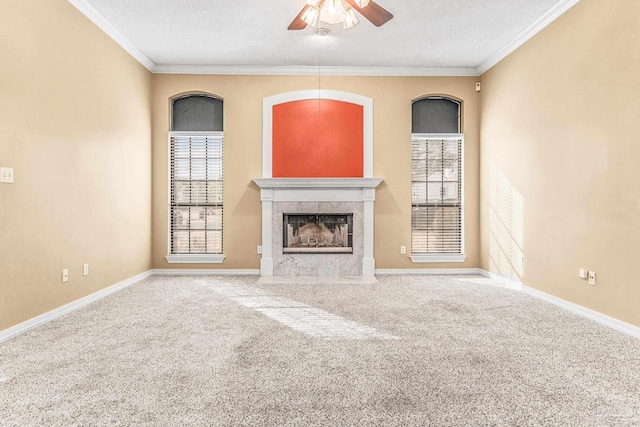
[476,0,582,75]
[152,64,480,77]
[68,0,580,77]
[67,0,156,72]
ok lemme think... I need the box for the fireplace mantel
[254,178,383,202]
[253,178,383,277]
[254,178,383,189]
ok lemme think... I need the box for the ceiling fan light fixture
[319,0,347,25]
[289,0,391,31]
[343,8,359,29]
[326,0,346,14]
[301,6,320,27]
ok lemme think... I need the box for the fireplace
[255,90,382,277]
[283,214,353,254]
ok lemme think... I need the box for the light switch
[0,167,14,184]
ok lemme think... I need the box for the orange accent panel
[272,99,364,178]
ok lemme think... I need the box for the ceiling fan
[288,0,393,31]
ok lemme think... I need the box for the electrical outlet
[257,245,262,254]
[83,263,89,276]
[400,246,406,254]
[0,167,14,184]
[588,271,596,286]
[62,269,69,283]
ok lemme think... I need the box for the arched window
[172,95,223,132]
[412,97,460,134]
[411,96,464,262]
[167,94,225,263]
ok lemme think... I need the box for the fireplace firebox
[283,214,353,254]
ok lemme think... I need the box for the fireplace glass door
[283,214,353,254]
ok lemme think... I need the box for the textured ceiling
[72,0,577,73]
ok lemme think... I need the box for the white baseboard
[3,267,639,344]
[375,268,485,275]
[0,270,153,344]
[481,269,640,340]
[151,269,260,276]
[520,284,640,340]
[0,268,268,343]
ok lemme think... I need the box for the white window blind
[411,136,463,258]
[170,133,223,255]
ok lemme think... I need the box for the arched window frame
[410,96,465,263]
[166,93,225,264]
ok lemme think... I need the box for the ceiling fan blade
[344,0,393,27]
[288,4,311,30]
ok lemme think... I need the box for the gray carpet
[1,275,639,426]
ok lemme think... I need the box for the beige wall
[5,0,636,334]
[152,75,480,270]
[0,0,152,330]
[480,0,640,326]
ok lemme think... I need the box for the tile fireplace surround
[253,178,383,277]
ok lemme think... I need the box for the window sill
[410,254,466,263]
[165,254,225,264]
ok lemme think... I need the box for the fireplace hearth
[283,214,353,254]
